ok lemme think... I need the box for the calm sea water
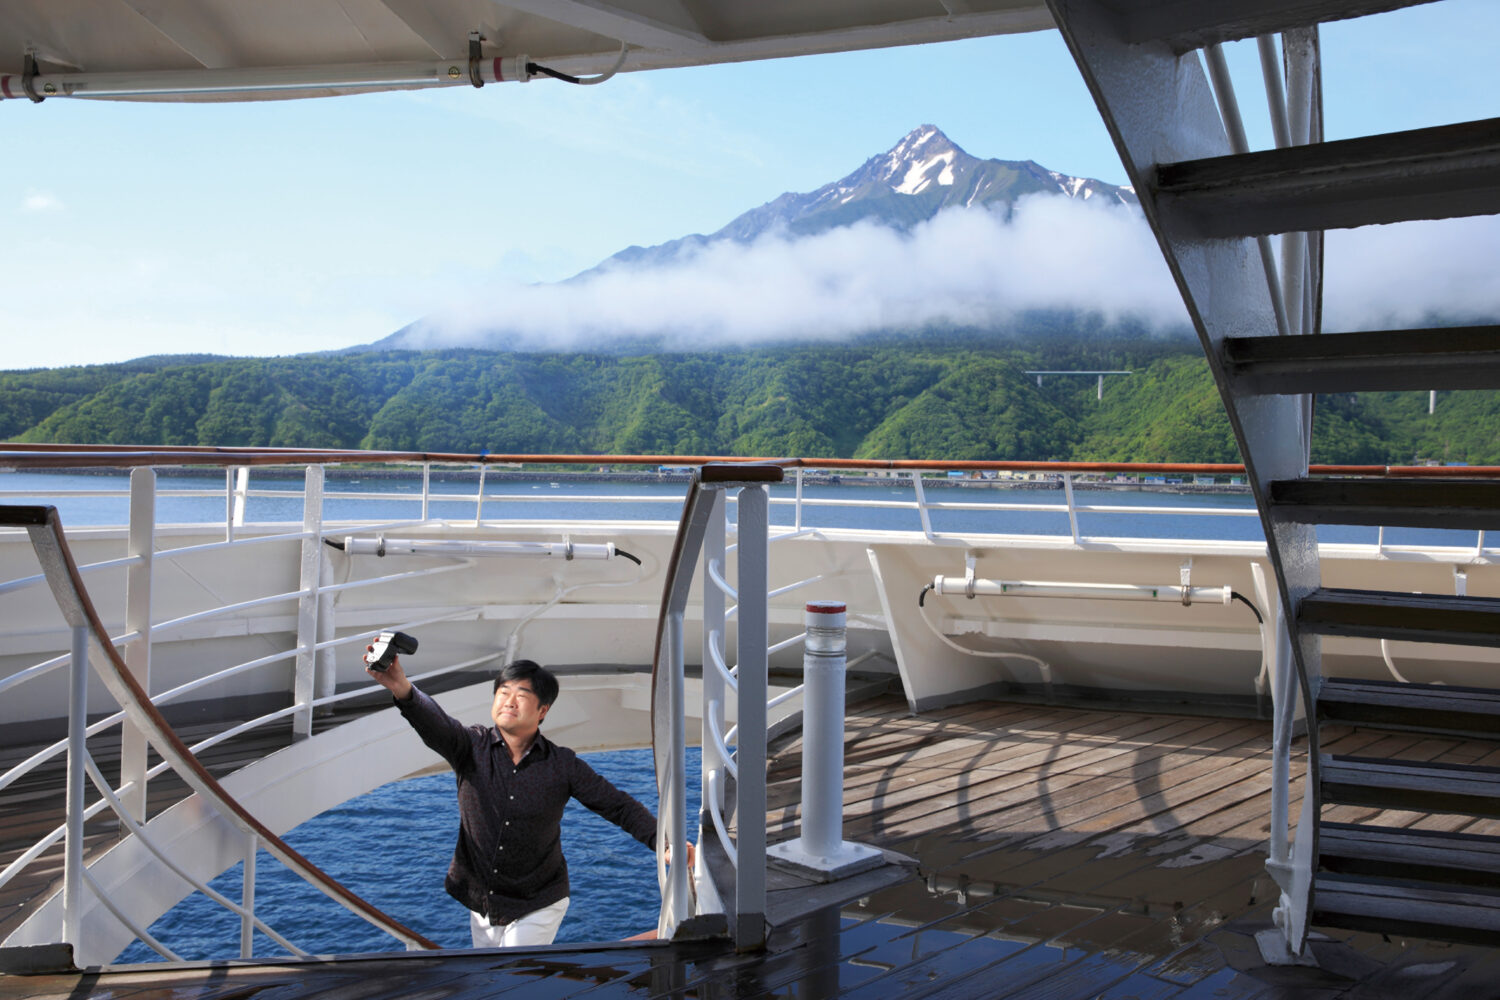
[115,747,702,963]
[0,469,1481,962]
[0,468,1484,547]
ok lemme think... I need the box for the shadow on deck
[5,695,1499,998]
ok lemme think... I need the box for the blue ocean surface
[116,746,702,963]
[0,468,1488,548]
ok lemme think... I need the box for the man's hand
[664,841,696,871]
[366,645,414,701]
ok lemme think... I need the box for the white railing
[0,460,650,966]
[5,447,1500,962]
[7,457,1499,558]
[0,504,441,966]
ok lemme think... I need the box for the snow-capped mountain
[369,125,1150,353]
[587,125,1135,275]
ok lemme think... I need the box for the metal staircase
[1045,0,1500,957]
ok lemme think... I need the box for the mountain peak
[872,124,972,195]
[577,125,1137,280]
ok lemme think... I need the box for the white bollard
[767,601,883,881]
[801,601,847,857]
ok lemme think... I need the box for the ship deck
[4,693,1499,998]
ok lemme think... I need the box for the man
[368,651,686,947]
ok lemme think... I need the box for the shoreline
[3,465,1254,495]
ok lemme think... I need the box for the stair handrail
[1,504,439,964]
[650,461,784,948]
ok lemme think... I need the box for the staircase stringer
[1044,0,1326,954]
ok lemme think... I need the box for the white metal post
[911,472,936,539]
[734,485,768,951]
[121,467,155,823]
[224,467,236,542]
[656,607,690,940]
[232,466,250,528]
[474,462,487,526]
[314,556,338,717]
[793,468,804,533]
[666,609,689,931]
[63,624,89,950]
[293,466,325,739]
[701,490,727,817]
[1063,473,1080,543]
[768,603,882,879]
[240,832,257,958]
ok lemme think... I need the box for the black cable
[614,547,643,566]
[526,62,581,84]
[323,538,346,551]
[918,582,934,608]
[1230,590,1263,624]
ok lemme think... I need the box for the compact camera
[364,630,418,671]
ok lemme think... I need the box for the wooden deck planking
[768,711,1240,826]
[793,712,1273,848]
[757,694,1499,998]
[4,692,1498,997]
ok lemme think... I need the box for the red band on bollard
[805,601,846,614]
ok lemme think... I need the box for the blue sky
[4,1,1498,369]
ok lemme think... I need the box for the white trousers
[469,896,570,948]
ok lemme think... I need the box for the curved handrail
[2,505,439,952]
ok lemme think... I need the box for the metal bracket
[22,52,45,103]
[964,551,978,599]
[1179,558,1193,606]
[467,31,485,88]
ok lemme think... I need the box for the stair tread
[1313,872,1500,943]
[1154,116,1500,237]
[1320,754,1500,817]
[1299,588,1500,646]
[1320,822,1500,884]
[1318,676,1500,734]
[1270,478,1500,530]
[1224,326,1500,394]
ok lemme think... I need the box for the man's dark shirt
[396,685,657,922]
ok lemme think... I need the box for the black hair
[493,659,559,707]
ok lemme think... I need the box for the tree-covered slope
[8,344,1499,465]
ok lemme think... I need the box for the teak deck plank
[6,692,1499,999]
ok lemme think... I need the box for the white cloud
[1324,216,1500,330]
[409,193,1500,352]
[416,193,1189,350]
[21,190,63,213]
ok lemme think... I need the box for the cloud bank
[411,194,1187,350]
[407,193,1500,351]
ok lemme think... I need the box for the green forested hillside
[6,343,1498,465]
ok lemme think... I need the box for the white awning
[0,0,1054,102]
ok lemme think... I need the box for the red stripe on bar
[493,57,503,82]
[1,76,14,100]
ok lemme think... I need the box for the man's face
[492,678,549,739]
